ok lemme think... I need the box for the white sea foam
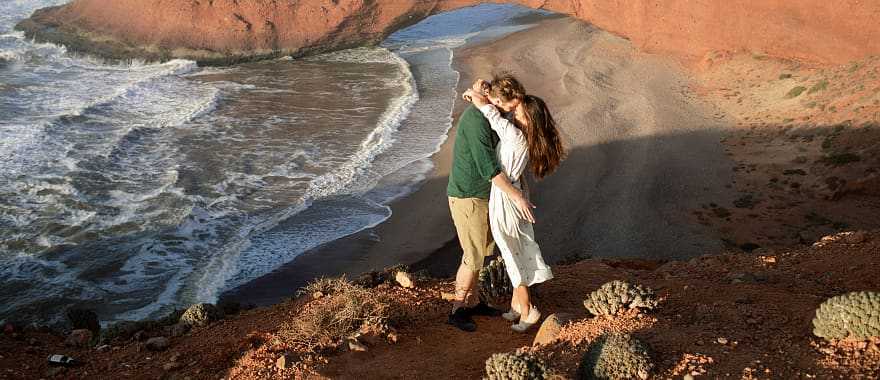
[190,48,420,303]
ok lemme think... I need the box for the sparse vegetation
[297,276,351,298]
[808,80,829,94]
[280,278,393,350]
[786,86,807,98]
[820,153,861,166]
[779,73,792,80]
[733,194,759,208]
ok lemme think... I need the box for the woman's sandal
[511,306,541,333]
[502,303,521,322]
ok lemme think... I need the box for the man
[446,74,534,332]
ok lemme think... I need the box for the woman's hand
[472,79,490,95]
[462,89,489,107]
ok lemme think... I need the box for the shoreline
[222,14,736,307]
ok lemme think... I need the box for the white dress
[479,104,554,287]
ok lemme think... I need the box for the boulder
[145,337,170,351]
[533,313,575,346]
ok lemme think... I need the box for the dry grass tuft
[281,277,393,350]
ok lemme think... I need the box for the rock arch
[16,0,880,66]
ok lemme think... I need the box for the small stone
[394,271,415,289]
[347,339,368,352]
[311,291,324,299]
[717,337,729,345]
[746,318,758,324]
[145,337,170,352]
[386,331,399,344]
[65,329,93,348]
[440,292,456,301]
[276,354,291,370]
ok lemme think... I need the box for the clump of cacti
[813,291,880,340]
[583,280,658,316]
[484,351,549,380]
[578,333,653,380]
[479,256,513,305]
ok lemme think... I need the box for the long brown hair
[520,95,565,179]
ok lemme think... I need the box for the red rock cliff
[15,0,880,65]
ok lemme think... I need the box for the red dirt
[17,0,880,65]
[2,231,879,379]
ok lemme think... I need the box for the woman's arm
[462,89,523,142]
[492,173,536,223]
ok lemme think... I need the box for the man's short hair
[489,72,525,102]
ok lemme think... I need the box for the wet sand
[223,17,736,306]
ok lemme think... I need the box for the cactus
[485,351,549,380]
[578,333,653,380]
[479,257,513,306]
[583,281,658,316]
[813,291,880,340]
[179,303,224,327]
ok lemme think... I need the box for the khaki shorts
[448,197,495,273]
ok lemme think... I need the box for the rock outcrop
[15,0,880,66]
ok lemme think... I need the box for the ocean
[0,0,546,325]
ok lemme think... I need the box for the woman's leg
[513,285,530,318]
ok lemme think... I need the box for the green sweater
[447,105,501,199]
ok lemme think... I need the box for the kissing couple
[446,73,565,333]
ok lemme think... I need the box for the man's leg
[447,197,492,331]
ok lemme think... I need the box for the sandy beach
[224,16,736,305]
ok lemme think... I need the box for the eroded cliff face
[14,0,880,65]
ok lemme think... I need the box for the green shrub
[786,86,807,98]
[820,153,861,166]
[808,80,829,94]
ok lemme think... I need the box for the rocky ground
[1,231,878,379]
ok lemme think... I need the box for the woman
[462,78,565,332]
